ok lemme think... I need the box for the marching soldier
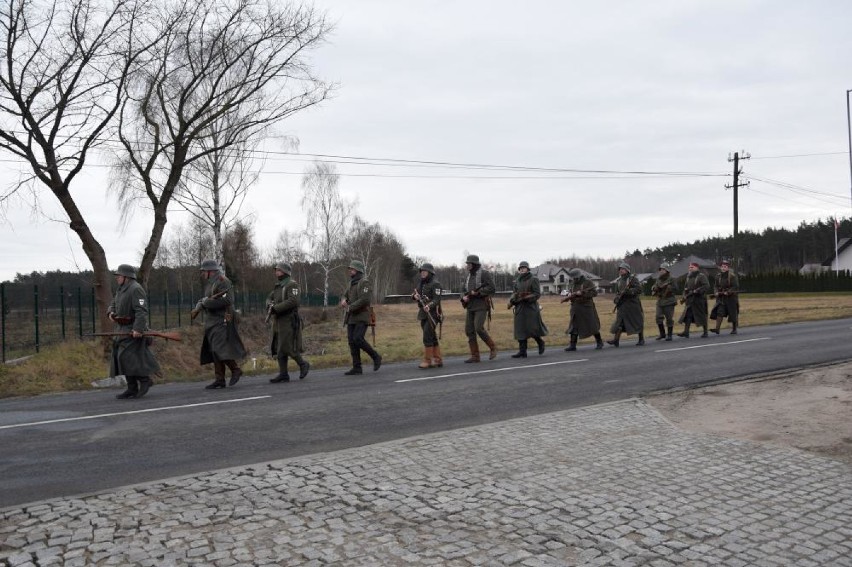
[561,268,604,351]
[460,254,498,362]
[108,264,159,399]
[712,259,739,335]
[678,261,710,338]
[607,262,645,347]
[340,260,382,375]
[651,263,677,341]
[196,259,246,389]
[411,262,443,368]
[507,261,547,358]
[267,262,310,383]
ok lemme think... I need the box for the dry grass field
[3,292,852,398]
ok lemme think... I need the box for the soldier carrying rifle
[411,262,443,369]
[107,264,160,399]
[607,262,645,347]
[267,262,310,383]
[561,268,604,351]
[196,259,246,390]
[507,261,547,358]
[460,254,498,362]
[677,261,710,338]
[340,260,382,376]
[711,259,739,335]
[651,262,678,341]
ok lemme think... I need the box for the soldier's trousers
[420,319,439,347]
[347,322,380,368]
[655,303,675,327]
[465,309,491,343]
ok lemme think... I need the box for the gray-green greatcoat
[509,272,548,340]
[268,276,304,357]
[108,279,161,378]
[343,274,373,324]
[566,278,601,338]
[651,272,678,325]
[713,271,739,323]
[610,274,644,335]
[199,274,246,364]
[679,271,710,327]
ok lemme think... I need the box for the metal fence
[0,282,339,363]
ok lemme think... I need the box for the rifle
[190,288,231,320]
[109,315,133,325]
[84,331,182,342]
[651,279,674,298]
[265,300,275,324]
[460,285,483,308]
[413,289,439,328]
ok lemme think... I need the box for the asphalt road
[1,318,850,508]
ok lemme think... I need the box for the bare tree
[343,217,407,302]
[0,0,154,332]
[301,161,355,310]
[113,0,332,286]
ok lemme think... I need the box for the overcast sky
[2,0,852,281]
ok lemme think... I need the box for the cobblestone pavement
[1,400,850,567]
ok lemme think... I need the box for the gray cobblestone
[1,400,850,566]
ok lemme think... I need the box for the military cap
[465,254,480,265]
[568,268,583,278]
[275,262,292,274]
[113,264,137,279]
[618,262,631,272]
[518,260,530,269]
[199,259,220,271]
[720,259,730,266]
[348,259,366,273]
[419,262,435,274]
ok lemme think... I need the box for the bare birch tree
[0,0,155,332]
[300,161,354,311]
[113,0,332,285]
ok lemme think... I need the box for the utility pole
[725,151,750,273]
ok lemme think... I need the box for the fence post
[60,285,66,340]
[34,284,40,353]
[1,282,6,363]
[77,287,83,337]
[90,287,96,333]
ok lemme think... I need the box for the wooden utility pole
[726,151,750,272]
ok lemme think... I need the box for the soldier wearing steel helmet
[607,261,645,347]
[651,262,678,341]
[561,267,604,351]
[107,264,160,399]
[711,259,739,335]
[267,262,310,383]
[340,259,382,375]
[507,260,547,358]
[677,261,710,338]
[461,254,498,362]
[197,259,246,389]
[411,262,444,368]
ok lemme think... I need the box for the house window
[558,275,564,283]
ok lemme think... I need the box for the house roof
[667,255,717,278]
[531,263,602,282]
[821,237,852,266]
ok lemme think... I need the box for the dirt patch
[646,361,852,465]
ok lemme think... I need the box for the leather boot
[636,332,645,346]
[419,346,434,369]
[606,331,621,347]
[227,363,243,386]
[297,358,310,379]
[666,326,673,341]
[270,356,290,383]
[656,323,666,340]
[701,326,709,338]
[116,376,138,399]
[711,320,721,334]
[344,366,363,375]
[206,363,227,389]
[594,333,604,350]
[464,340,480,363]
[677,324,690,338]
[511,340,528,358]
[730,322,738,335]
[136,377,153,398]
[534,336,545,355]
[432,345,443,367]
[564,334,577,352]
[485,336,498,360]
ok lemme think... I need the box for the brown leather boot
[418,346,434,369]
[485,336,498,360]
[432,345,443,367]
[464,340,480,363]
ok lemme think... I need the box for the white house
[531,263,602,294]
[821,237,852,272]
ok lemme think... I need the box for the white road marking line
[395,359,589,383]
[0,396,272,430]
[655,337,771,353]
